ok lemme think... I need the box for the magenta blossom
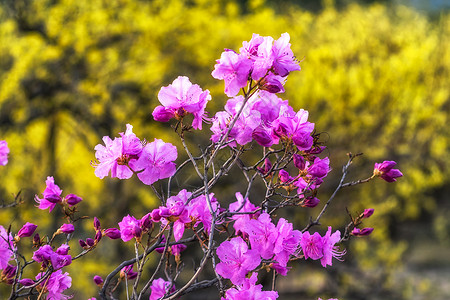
[131,138,177,185]
[0,225,14,270]
[374,160,403,182]
[216,237,261,285]
[273,218,301,267]
[188,193,220,234]
[229,192,260,237]
[221,273,278,300]
[0,140,9,166]
[244,213,278,259]
[93,124,143,180]
[320,227,345,267]
[149,278,175,300]
[153,76,211,130]
[57,224,75,234]
[36,269,72,300]
[299,231,323,261]
[35,176,63,212]
[212,50,253,97]
[118,215,142,242]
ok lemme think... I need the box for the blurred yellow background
[0,0,449,299]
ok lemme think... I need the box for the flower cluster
[93,124,177,185]
[212,33,300,97]
[35,176,82,212]
[0,33,404,300]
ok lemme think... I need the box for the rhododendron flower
[0,140,9,166]
[271,33,301,76]
[35,176,63,212]
[307,157,331,180]
[64,194,82,206]
[273,218,301,267]
[153,76,211,129]
[56,244,70,256]
[93,124,143,180]
[158,189,192,241]
[320,227,344,267]
[244,213,278,259]
[299,231,324,261]
[57,224,75,234]
[36,269,72,300]
[104,228,121,239]
[271,107,314,150]
[216,237,261,285]
[221,273,278,300]
[149,278,175,300]
[373,160,403,182]
[212,50,252,97]
[188,193,220,234]
[118,215,142,242]
[132,138,177,185]
[0,226,14,270]
[229,192,260,236]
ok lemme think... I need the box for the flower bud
[362,208,374,219]
[120,265,138,280]
[152,106,175,122]
[65,193,83,206]
[252,129,273,147]
[19,278,35,287]
[257,158,272,176]
[94,231,102,244]
[104,228,121,239]
[93,217,101,231]
[151,209,162,222]
[33,233,41,247]
[86,238,95,247]
[79,239,87,248]
[17,222,38,238]
[351,227,374,236]
[140,213,152,232]
[93,275,104,287]
[293,154,306,170]
[300,196,320,208]
[279,169,293,183]
[58,224,75,234]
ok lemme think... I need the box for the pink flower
[229,192,260,236]
[271,33,301,77]
[149,278,175,300]
[221,273,278,300]
[36,269,72,300]
[320,227,344,267]
[273,218,301,267]
[307,157,331,180]
[212,50,252,97]
[374,160,403,182]
[299,231,323,261]
[1,264,16,284]
[118,215,142,242]
[0,226,14,270]
[93,124,143,180]
[362,208,374,219]
[188,193,220,234]
[159,190,192,242]
[271,107,314,150]
[216,237,261,285]
[244,213,278,259]
[0,140,9,166]
[132,138,177,185]
[35,176,63,212]
[153,76,211,130]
